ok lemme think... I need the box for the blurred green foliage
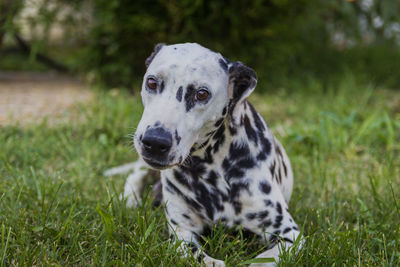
[86,0,400,90]
[88,0,332,88]
[1,0,400,90]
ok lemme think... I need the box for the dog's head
[134,43,257,169]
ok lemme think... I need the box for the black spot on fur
[230,182,249,197]
[237,157,256,169]
[222,143,255,180]
[222,158,230,172]
[152,181,163,207]
[248,102,266,131]
[222,157,248,180]
[184,84,196,112]
[204,145,213,163]
[170,219,178,225]
[182,214,191,220]
[214,118,224,127]
[175,129,181,145]
[269,161,276,176]
[173,169,190,188]
[229,181,250,215]
[206,170,218,186]
[264,199,273,207]
[283,227,292,234]
[276,168,282,184]
[282,161,288,177]
[269,230,282,245]
[234,219,242,225]
[258,220,272,229]
[275,145,283,157]
[213,123,225,141]
[196,253,203,263]
[222,106,227,116]
[176,86,183,102]
[227,99,236,119]
[159,80,165,93]
[259,181,271,194]
[276,202,282,214]
[212,123,225,153]
[190,245,199,254]
[246,213,257,220]
[258,210,269,220]
[219,58,228,73]
[184,240,200,255]
[229,142,250,161]
[243,115,258,144]
[145,43,165,67]
[180,156,206,178]
[283,237,294,244]
[273,215,283,228]
[256,133,272,161]
[227,166,245,179]
[194,182,215,220]
[232,200,242,214]
[229,125,237,136]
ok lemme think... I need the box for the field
[1,76,399,266]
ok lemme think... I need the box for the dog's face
[134,43,257,169]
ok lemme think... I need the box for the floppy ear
[228,61,257,103]
[145,43,165,67]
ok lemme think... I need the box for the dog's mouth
[142,157,176,170]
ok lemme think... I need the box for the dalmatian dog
[109,43,301,266]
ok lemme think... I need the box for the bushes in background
[85,0,400,90]
[1,0,400,90]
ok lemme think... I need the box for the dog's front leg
[169,224,226,267]
[120,159,148,207]
[248,206,302,267]
[164,197,225,267]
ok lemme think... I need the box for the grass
[0,75,399,266]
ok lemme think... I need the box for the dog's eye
[196,88,210,101]
[146,77,158,90]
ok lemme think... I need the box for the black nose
[141,127,173,156]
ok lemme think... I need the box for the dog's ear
[145,43,165,68]
[227,61,257,103]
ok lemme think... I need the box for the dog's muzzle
[140,127,173,168]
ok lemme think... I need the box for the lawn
[1,76,399,266]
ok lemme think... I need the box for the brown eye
[196,88,209,101]
[146,77,158,90]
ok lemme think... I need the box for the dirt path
[0,71,93,126]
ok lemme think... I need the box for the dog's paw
[203,255,225,267]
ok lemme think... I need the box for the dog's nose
[141,127,173,156]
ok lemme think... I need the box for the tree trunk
[0,0,22,50]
